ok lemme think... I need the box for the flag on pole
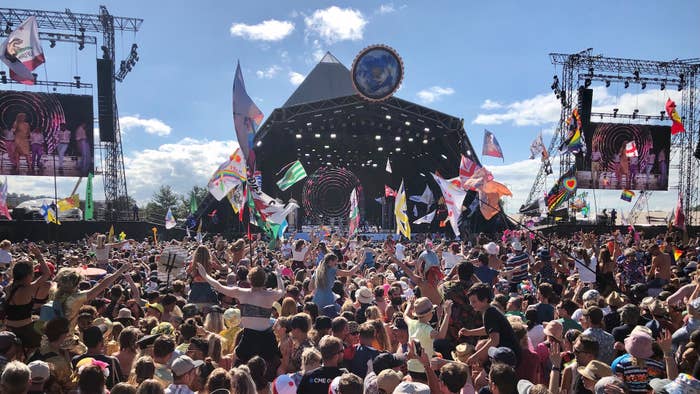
[0,178,11,220]
[560,108,585,154]
[409,185,434,205]
[394,180,411,239]
[413,210,436,224]
[482,130,504,159]
[276,160,307,191]
[0,16,45,85]
[385,158,392,173]
[432,173,468,236]
[119,231,126,241]
[385,185,397,198]
[165,208,176,229]
[207,149,247,201]
[233,61,264,164]
[348,188,360,236]
[666,98,685,135]
[196,220,203,243]
[40,203,60,225]
[108,225,115,242]
[620,189,635,202]
[673,195,686,231]
[625,141,639,157]
[546,167,577,212]
[462,167,511,220]
[529,132,547,160]
[189,192,198,214]
[84,173,94,220]
[459,155,480,187]
[57,194,80,212]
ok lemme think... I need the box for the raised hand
[658,329,673,355]
[443,299,454,315]
[548,341,561,367]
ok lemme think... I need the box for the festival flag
[57,194,80,212]
[560,108,585,154]
[233,61,264,164]
[195,220,203,243]
[529,132,546,160]
[247,179,299,239]
[673,195,686,231]
[119,231,126,241]
[276,160,307,191]
[0,178,11,220]
[386,158,392,173]
[409,185,434,206]
[348,188,360,236]
[413,210,436,224]
[394,180,411,239]
[673,247,684,261]
[459,155,480,188]
[40,203,60,225]
[432,173,468,236]
[108,225,115,242]
[620,189,635,202]
[189,192,198,214]
[0,16,45,85]
[226,184,245,219]
[208,149,247,201]
[165,208,176,229]
[545,167,577,212]
[152,227,158,245]
[385,185,397,198]
[482,130,504,159]
[625,141,639,157]
[84,173,94,220]
[666,98,685,135]
[462,168,512,221]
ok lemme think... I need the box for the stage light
[324,145,329,149]
[256,140,262,147]
[613,108,619,117]
[605,80,610,87]
[314,133,320,138]
[423,139,428,144]
[467,149,472,155]
[306,122,312,126]
[4,23,12,35]
[588,67,594,76]
[378,147,383,151]
[441,154,448,159]
[74,76,81,88]
[641,82,646,90]
[330,133,336,139]
[633,70,640,80]
[660,82,666,91]
[395,147,401,151]
[375,135,381,140]
[584,78,591,88]
[385,115,391,120]
[424,127,430,132]
[327,162,332,166]
[395,136,401,141]
[660,111,666,120]
[295,134,302,139]
[408,137,414,142]
[372,163,378,167]
[624,80,629,89]
[0,71,6,84]
[49,40,56,48]
[404,121,411,126]
[304,153,310,157]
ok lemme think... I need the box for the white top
[528,324,546,346]
[292,245,308,261]
[59,129,71,144]
[442,251,462,273]
[395,243,406,260]
[0,250,11,265]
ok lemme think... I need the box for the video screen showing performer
[0,91,94,177]
[575,122,671,191]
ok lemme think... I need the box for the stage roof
[283,52,356,108]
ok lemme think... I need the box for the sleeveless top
[6,285,34,321]
[239,303,273,319]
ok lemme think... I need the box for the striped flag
[0,178,11,220]
[459,155,480,189]
[620,189,635,202]
[0,16,45,85]
[276,160,307,191]
[394,180,411,239]
[348,188,360,236]
[233,61,264,164]
[625,141,639,157]
[561,108,585,154]
[673,247,683,261]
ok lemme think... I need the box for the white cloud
[480,99,503,110]
[472,93,560,126]
[230,19,295,41]
[304,6,367,44]
[377,4,395,14]
[289,71,305,86]
[416,86,455,104]
[313,49,325,62]
[120,115,172,136]
[255,65,282,79]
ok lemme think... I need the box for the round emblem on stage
[351,45,403,102]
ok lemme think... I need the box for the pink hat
[543,320,564,342]
[624,329,653,359]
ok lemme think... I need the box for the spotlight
[408,137,414,142]
[256,140,262,147]
[74,76,81,88]
[378,147,383,151]
[295,134,302,139]
[375,135,381,140]
[395,136,401,141]
[641,82,646,90]
[49,40,56,48]
[78,27,85,51]
[395,147,401,151]
[314,133,320,138]
[660,82,665,91]
[584,78,591,88]
[404,121,411,126]
[633,70,640,80]
[422,139,428,144]
[660,111,666,120]
[0,71,6,84]
[385,115,391,120]
[633,109,639,119]
[4,23,12,35]
[605,80,610,88]
[330,133,336,139]
[613,108,619,117]
[424,127,430,132]
[624,80,629,89]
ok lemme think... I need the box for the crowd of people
[0,227,698,394]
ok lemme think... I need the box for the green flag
[84,173,94,220]
[276,161,307,191]
[190,192,198,214]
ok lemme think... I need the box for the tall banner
[233,61,264,164]
[0,16,45,85]
[348,188,360,236]
[432,174,467,237]
[394,180,411,239]
[84,173,94,220]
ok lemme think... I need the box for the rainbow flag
[560,108,585,154]
[546,167,577,212]
[673,247,683,261]
[620,189,635,202]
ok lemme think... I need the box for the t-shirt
[534,303,555,324]
[297,366,347,394]
[612,353,665,393]
[558,318,583,334]
[418,250,440,272]
[0,250,11,265]
[474,265,498,284]
[484,306,521,360]
[442,252,462,274]
[505,252,530,284]
[395,243,406,260]
[292,246,309,261]
[405,315,435,373]
[348,344,380,378]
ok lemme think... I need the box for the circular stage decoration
[303,167,361,221]
[351,44,404,102]
[0,91,64,154]
[591,123,654,172]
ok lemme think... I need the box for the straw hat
[413,297,436,318]
[451,343,475,363]
[605,291,626,308]
[543,320,564,342]
[577,360,612,381]
[92,317,113,339]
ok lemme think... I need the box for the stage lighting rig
[4,23,11,35]
[632,109,639,119]
[660,111,666,120]
[49,39,56,48]
[78,27,85,50]
[660,81,665,90]
[633,70,640,80]
[613,108,619,117]
[74,76,81,88]
[0,71,6,84]
[115,43,139,82]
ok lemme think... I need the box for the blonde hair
[229,366,256,394]
[369,319,392,352]
[365,306,381,321]
[204,310,225,334]
[281,297,297,317]
[301,347,322,373]
[315,253,337,290]
[53,268,83,310]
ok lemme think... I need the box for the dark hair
[332,317,348,335]
[457,262,475,281]
[78,365,105,393]
[373,287,384,297]
[290,313,311,333]
[44,317,70,342]
[477,253,489,266]
[205,368,232,394]
[161,294,176,306]
[440,362,470,393]
[559,299,578,316]
[83,326,104,348]
[489,363,517,394]
[583,306,604,325]
[189,337,209,354]
[358,322,375,340]
[153,336,175,358]
[467,283,493,302]
[248,266,266,288]
[11,261,33,282]
[303,302,319,322]
[538,283,553,301]
[119,327,141,351]
[577,334,600,357]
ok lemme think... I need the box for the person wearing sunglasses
[560,335,598,394]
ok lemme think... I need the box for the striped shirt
[612,354,665,393]
[505,252,530,284]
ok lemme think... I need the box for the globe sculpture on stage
[351,44,404,102]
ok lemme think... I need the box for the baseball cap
[0,331,21,352]
[393,381,431,394]
[487,347,517,367]
[27,360,50,383]
[171,355,204,377]
[372,352,404,373]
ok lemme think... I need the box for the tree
[175,185,209,219]
[144,185,181,222]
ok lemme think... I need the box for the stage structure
[524,49,699,225]
[0,7,143,219]
[251,52,483,235]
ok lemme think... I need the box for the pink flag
[233,61,264,165]
[482,130,504,159]
[459,155,480,188]
[674,195,686,231]
[0,16,45,85]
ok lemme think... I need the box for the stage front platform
[534,223,698,238]
[0,220,186,242]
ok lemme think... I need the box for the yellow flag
[47,207,61,225]
[57,194,80,212]
[394,180,411,239]
[108,225,114,242]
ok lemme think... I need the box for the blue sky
[3,0,700,216]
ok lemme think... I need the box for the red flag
[674,195,686,231]
[459,155,479,187]
[0,17,45,85]
[385,185,397,198]
[666,99,685,135]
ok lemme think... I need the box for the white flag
[165,208,177,229]
[0,16,45,85]
[413,210,436,224]
[409,185,434,205]
[432,174,467,237]
[386,158,392,173]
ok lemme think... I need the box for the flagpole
[52,152,58,259]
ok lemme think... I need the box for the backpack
[39,299,65,321]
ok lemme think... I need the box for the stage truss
[0,7,143,219]
[525,49,700,226]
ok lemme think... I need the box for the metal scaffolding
[0,7,143,219]
[525,50,700,225]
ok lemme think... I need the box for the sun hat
[377,369,403,393]
[413,297,436,318]
[582,289,600,302]
[393,381,431,394]
[624,329,654,359]
[355,287,373,304]
[145,303,164,315]
[594,376,627,394]
[518,379,534,394]
[451,343,475,363]
[484,242,500,255]
[27,360,50,383]
[543,320,564,342]
[577,360,612,381]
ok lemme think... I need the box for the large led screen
[0,91,94,177]
[576,122,671,190]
